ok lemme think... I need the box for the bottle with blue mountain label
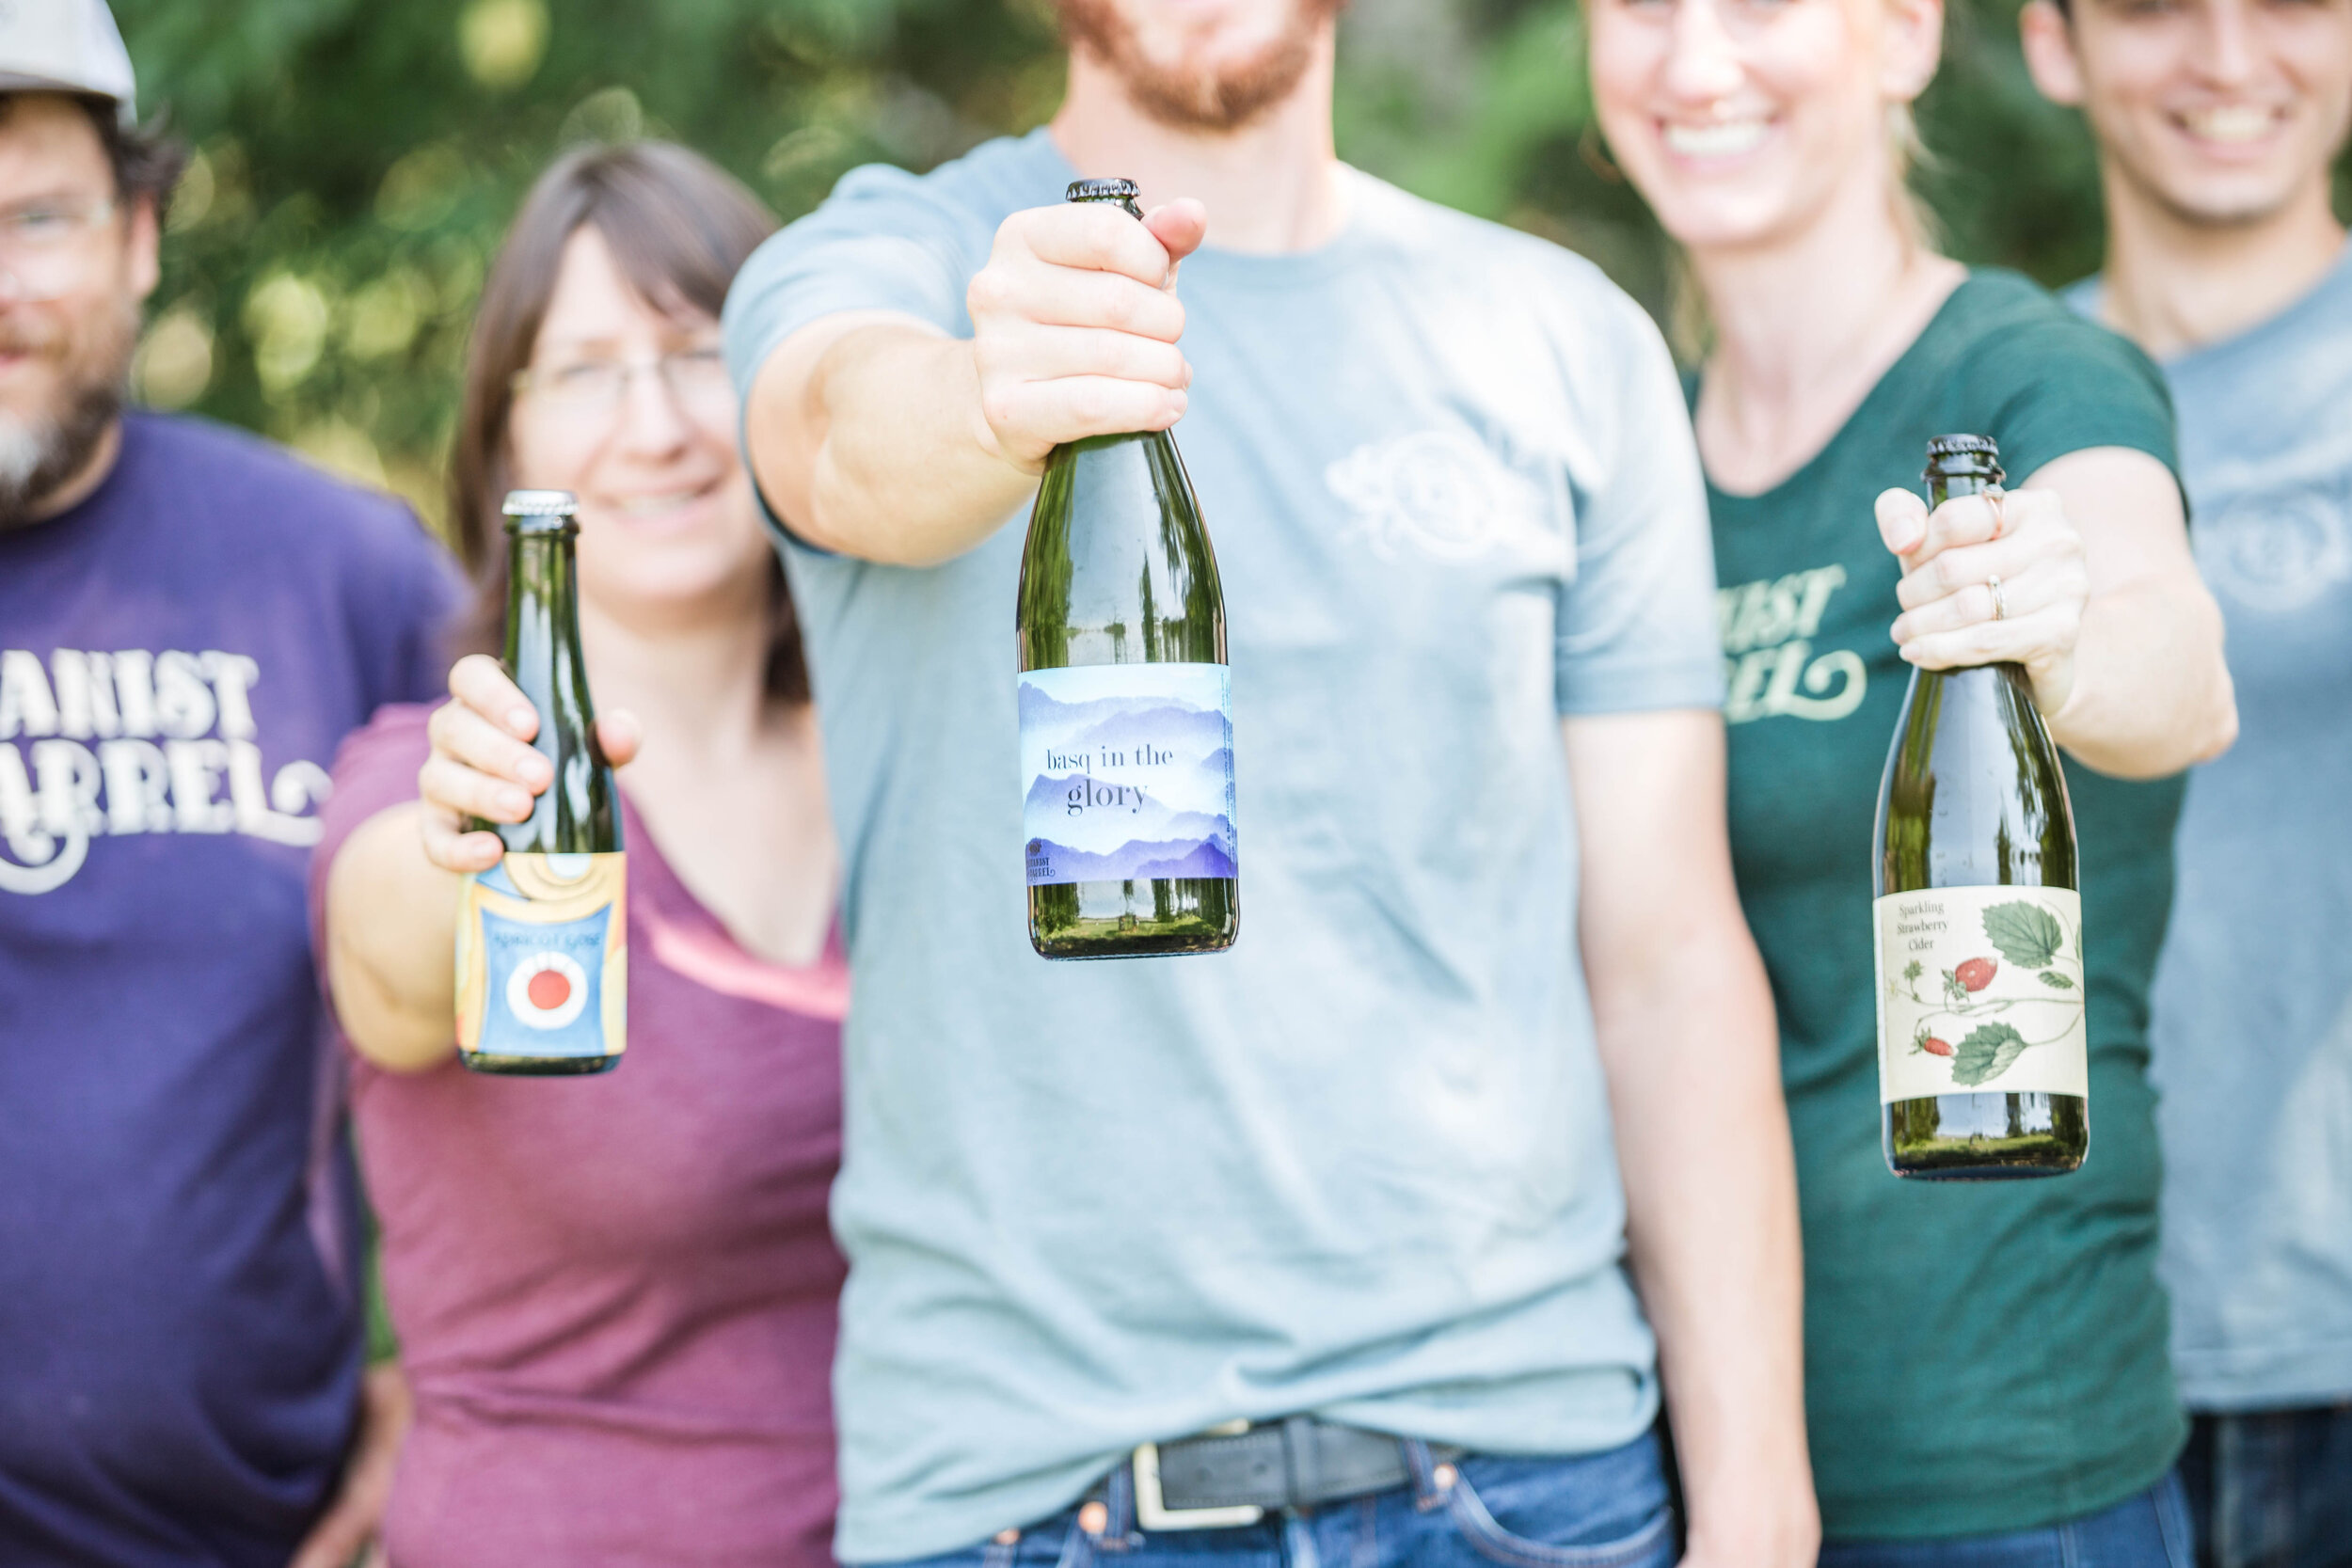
[1015,177,1237,959]
[1873,436,2086,1177]
[455,488,627,1072]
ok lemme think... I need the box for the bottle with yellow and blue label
[455,489,626,1074]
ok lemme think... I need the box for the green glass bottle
[1873,436,2085,1177]
[455,489,628,1073]
[1014,178,1237,960]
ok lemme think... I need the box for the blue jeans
[1819,1473,2193,1568]
[877,1433,1674,1568]
[2180,1405,2352,1568]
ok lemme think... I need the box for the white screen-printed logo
[0,646,329,895]
[2198,486,2352,614]
[1325,428,1558,563]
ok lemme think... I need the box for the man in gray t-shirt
[2026,1,2352,1560]
[724,2,1814,1562]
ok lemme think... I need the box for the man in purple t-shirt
[0,7,456,1564]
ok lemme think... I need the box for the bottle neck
[1927,471,1994,508]
[498,522,609,852]
[504,529,580,672]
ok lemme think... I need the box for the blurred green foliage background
[108,0,2138,529]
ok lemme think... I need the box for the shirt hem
[836,1402,1661,1562]
[1818,1421,2186,1543]
[2175,1338,2352,1413]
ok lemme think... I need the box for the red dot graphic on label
[526,969,572,1011]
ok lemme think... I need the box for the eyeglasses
[0,198,120,303]
[511,346,735,423]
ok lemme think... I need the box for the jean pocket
[1442,1454,1676,1568]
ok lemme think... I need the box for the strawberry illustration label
[456,851,627,1058]
[1872,885,2086,1103]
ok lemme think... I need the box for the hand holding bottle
[418,653,642,876]
[1013,179,1237,960]
[965,194,1208,471]
[1873,482,2091,715]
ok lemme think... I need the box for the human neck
[1050,33,1346,256]
[2097,167,2345,359]
[1692,179,1963,496]
[580,576,781,765]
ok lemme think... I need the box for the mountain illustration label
[1017,662,1236,888]
[1871,884,2085,1103]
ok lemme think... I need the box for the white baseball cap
[0,0,136,128]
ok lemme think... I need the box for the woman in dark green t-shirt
[1583,0,2238,1560]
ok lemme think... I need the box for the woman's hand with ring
[1872,483,2090,716]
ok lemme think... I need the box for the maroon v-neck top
[311,704,847,1568]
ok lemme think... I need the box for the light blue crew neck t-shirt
[2072,248,2352,1411]
[726,129,1725,1559]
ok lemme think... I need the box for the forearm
[1599,922,1815,1560]
[326,803,465,1072]
[748,320,1039,566]
[1567,710,1815,1560]
[2050,573,2237,779]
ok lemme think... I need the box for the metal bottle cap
[1923,435,2003,486]
[501,488,579,532]
[1066,178,1141,204]
[502,488,579,515]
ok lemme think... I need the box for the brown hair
[450,140,807,704]
[0,93,191,224]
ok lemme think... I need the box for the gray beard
[0,366,125,531]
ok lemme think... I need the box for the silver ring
[1988,574,2008,621]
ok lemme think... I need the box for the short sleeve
[1554,292,1728,716]
[723,162,982,412]
[333,490,464,711]
[389,540,466,706]
[1966,295,2181,495]
[306,703,437,1005]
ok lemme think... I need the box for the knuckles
[1068,380,1115,429]
[978,386,1022,434]
[965,266,1016,317]
[1097,283,1141,331]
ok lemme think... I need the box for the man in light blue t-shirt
[2026,1,2352,1561]
[725,2,1814,1561]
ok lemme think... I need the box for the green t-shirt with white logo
[1703,271,2188,1540]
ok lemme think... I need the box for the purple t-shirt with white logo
[0,412,457,1565]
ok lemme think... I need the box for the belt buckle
[1132,1420,1264,1530]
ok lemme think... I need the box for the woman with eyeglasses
[311,142,844,1566]
[1581,0,2239,1561]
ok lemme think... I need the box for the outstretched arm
[1567,708,1817,1568]
[739,199,1207,566]
[326,657,642,1071]
[1878,446,2236,779]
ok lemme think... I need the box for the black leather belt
[1116,1417,1461,1529]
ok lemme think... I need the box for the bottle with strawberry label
[1871,436,2088,1178]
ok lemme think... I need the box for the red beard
[1055,0,1347,132]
